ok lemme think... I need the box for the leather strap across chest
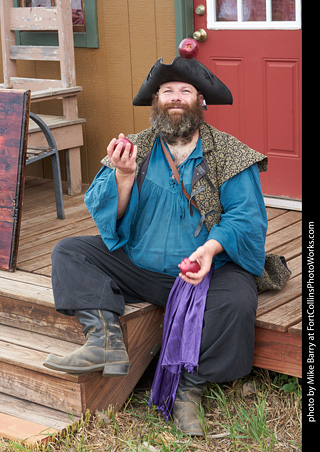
[160,138,199,216]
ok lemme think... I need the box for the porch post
[174,0,194,54]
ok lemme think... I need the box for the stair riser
[0,361,83,416]
[0,295,84,344]
[0,304,164,415]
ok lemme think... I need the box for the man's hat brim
[133,56,233,106]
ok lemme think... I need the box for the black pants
[51,235,258,383]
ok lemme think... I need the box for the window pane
[272,0,295,21]
[72,0,85,27]
[21,0,53,5]
[216,0,238,21]
[20,0,85,30]
[243,0,266,21]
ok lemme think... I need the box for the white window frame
[207,0,301,30]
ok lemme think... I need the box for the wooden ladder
[0,0,85,195]
[0,270,164,443]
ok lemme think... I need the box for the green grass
[207,385,278,451]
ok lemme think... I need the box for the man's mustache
[164,102,188,111]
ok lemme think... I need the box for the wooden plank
[66,146,82,194]
[0,339,81,379]
[8,77,62,91]
[30,87,82,102]
[19,218,97,252]
[285,254,301,278]
[255,296,302,332]
[0,277,54,305]
[10,6,59,31]
[288,321,302,337]
[17,225,98,263]
[266,210,301,235]
[0,324,80,356]
[27,122,84,153]
[56,0,76,88]
[28,114,85,132]
[33,265,52,277]
[0,392,79,431]
[0,295,83,344]
[0,360,84,415]
[257,273,302,317]
[0,412,58,444]
[269,236,302,261]
[266,207,287,221]
[20,189,85,223]
[0,89,30,271]
[253,327,302,378]
[63,96,80,121]
[18,232,94,265]
[0,268,52,288]
[10,45,60,61]
[20,203,92,236]
[265,221,302,253]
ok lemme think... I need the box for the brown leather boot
[172,373,207,436]
[43,309,130,377]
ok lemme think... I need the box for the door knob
[193,29,207,42]
[195,5,206,16]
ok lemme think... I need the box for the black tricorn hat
[133,56,233,106]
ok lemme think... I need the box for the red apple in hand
[114,137,134,156]
[178,38,199,60]
[179,257,201,275]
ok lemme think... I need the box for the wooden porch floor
[0,177,302,443]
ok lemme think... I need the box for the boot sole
[43,360,106,374]
[43,360,130,377]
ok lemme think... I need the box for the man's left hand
[179,239,223,285]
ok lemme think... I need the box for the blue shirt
[85,136,267,277]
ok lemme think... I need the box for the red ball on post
[178,38,199,60]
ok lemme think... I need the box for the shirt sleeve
[208,164,268,276]
[84,166,139,251]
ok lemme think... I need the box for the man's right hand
[107,133,137,176]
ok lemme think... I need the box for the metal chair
[26,112,65,219]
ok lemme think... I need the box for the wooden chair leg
[66,147,82,195]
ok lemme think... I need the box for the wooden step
[0,306,163,416]
[0,392,80,433]
[0,412,58,444]
[0,269,164,442]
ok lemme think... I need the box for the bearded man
[43,57,274,436]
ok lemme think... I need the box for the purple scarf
[148,267,214,420]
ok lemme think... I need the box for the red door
[193,0,302,199]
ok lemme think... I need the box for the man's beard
[150,97,204,145]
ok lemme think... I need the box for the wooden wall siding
[0,0,177,184]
